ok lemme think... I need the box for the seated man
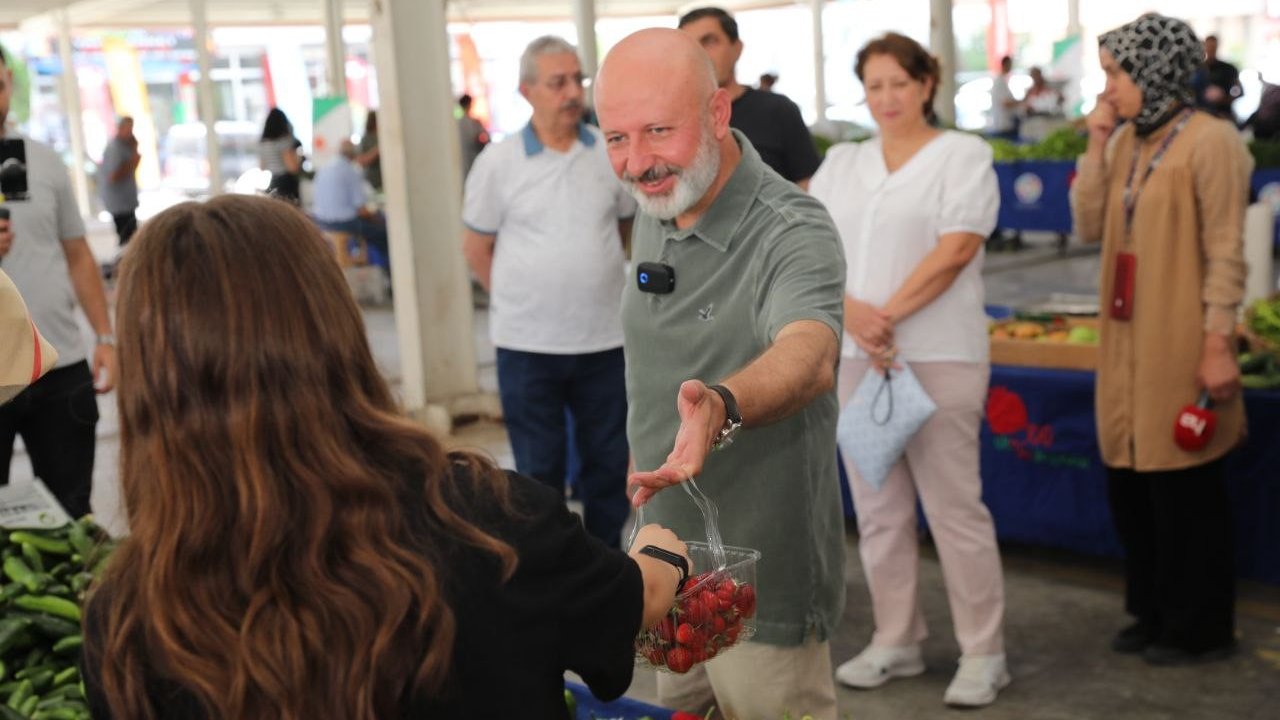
[311,140,389,266]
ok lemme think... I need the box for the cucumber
[8,533,70,557]
[13,596,81,623]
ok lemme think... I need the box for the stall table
[840,365,1280,586]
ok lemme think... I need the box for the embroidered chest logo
[698,303,715,322]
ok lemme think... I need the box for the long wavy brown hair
[88,195,516,720]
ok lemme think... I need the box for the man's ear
[709,88,732,139]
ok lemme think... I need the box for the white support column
[811,0,827,123]
[323,0,347,97]
[189,0,222,195]
[573,0,598,108]
[56,10,90,217]
[369,0,481,432]
[930,0,958,127]
[1067,0,1081,36]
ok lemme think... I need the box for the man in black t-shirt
[1193,35,1241,121]
[678,7,821,188]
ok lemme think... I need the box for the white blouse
[809,131,999,363]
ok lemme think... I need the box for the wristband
[638,545,689,594]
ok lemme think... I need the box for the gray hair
[519,35,579,86]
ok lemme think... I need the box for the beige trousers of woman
[838,358,1005,656]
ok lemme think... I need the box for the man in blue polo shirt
[462,35,637,548]
[597,28,846,719]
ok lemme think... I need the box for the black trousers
[1106,459,1236,652]
[111,211,138,247]
[0,361,98,518]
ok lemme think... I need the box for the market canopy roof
[0,0,796,30]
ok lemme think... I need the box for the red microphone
[1173,391,1216,452]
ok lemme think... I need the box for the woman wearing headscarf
[1072,14,1247,666]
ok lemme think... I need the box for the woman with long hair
[82,194,688,719]
[258,107,303,204]
[1073,14,1247,666]
[808,32,1008,707]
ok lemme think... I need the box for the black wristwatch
[638,545,689,593]
[707,383,742,451]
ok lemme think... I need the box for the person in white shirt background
[808,31,1010,709]
[988,55,1020,140]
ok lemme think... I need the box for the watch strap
[706,384,741,424]
[638,544,689,593]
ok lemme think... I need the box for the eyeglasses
[543,73,587,92]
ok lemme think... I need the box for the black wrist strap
[707,383,741,424]
[638,545,689,593]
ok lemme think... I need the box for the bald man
[597,29,846,719]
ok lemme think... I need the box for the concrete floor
[10,231,1280,718]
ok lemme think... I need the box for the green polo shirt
[622,131,846,646]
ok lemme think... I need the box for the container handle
[624,478,728,572]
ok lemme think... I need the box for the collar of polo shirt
[521,122,597,156]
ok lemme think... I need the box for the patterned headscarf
[1098,14,1203,136]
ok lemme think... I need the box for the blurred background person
[99,116,140,254]
[311,139,389,263]
[82,195,690,719]
[457,94,489,181]
[758,72,777,92]
[678,6,821,188]
[808,31,1009,708]
[356,110,382,192]
[1193,35,1242,122]
[258,107,303,205]
[1073,14,1246,667]
[988,55,1020,140]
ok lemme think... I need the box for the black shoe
[1111,622,1157,654]
[1141,641,1237,667]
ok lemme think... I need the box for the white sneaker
[943,653,1011,707]
[835,644,926,689]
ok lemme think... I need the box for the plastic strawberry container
[628,480,761,674]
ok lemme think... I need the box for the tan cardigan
[1072,112,1249,471]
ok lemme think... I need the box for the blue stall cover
[566,682,672,720]
[993,161,1076,234]
[839,364,1280,586]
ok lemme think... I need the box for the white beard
[624,128,721,221]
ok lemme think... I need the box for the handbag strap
[29,321,41,384]
[870,368,894,426]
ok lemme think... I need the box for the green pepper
[13,596,80,623]
[3,557,40,593]
[0,618,32,656]
[7,679,33,710]
[18,694,39,717]
[20,544,43,575]
[65,524,91,561]
[51,636,81,656]
[8,533,71,557]
[0,705,23,720]
[50,668,76,689]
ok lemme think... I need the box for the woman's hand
[845,297,893,352]
[1085,97,1117,159]
[1198,333,1242,403]
[629,524,690,628]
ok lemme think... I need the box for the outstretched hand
[627,380,724,507]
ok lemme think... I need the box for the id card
[1110,251,1136,321]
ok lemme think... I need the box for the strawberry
[656,616,675,644]
[712,615,726,634]
[683,594,712,625]
[734,583,756,618]
[672,713,704,720]
[675,622,699,646]
[643,645,665,666]
[666,647,694,674]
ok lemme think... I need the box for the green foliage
[989,127,1088,163]
[1248,140,1280,169]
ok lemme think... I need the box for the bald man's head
[596,29,735,221]
[596,28,717,106]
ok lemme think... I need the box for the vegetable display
[0,518,114,720]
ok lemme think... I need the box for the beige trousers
[838,358,1005,656]
[655,638,838,720]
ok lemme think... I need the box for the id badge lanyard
[1111,108,1194,321]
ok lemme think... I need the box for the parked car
[161,121,260,195]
